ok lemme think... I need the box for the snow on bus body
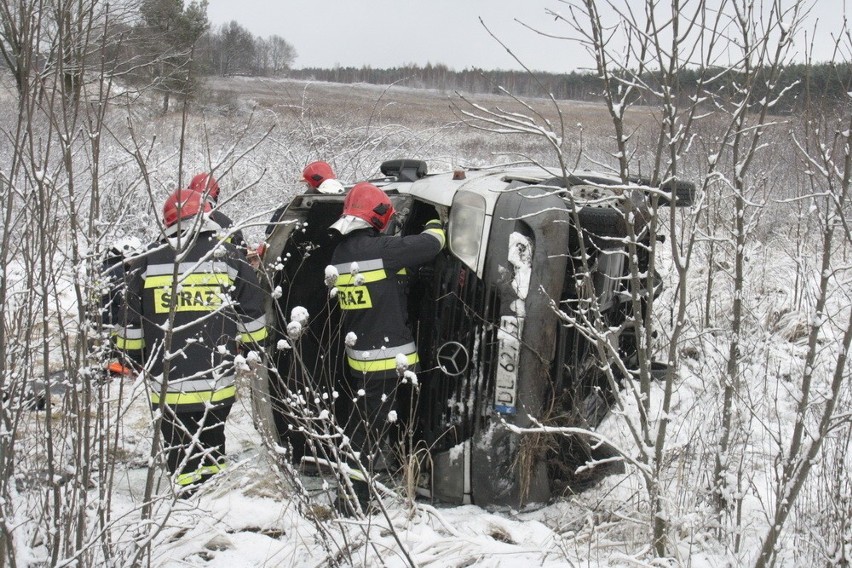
[493,232,532,415]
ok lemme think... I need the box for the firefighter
[262,161,346,466]
[100,237,143,323]
[188,172,248,253]
[328,181,444,513]
[114,188,268,496]
[265,161,345,238]
[99,236,142,377]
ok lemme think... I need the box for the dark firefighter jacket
[99,251,126,328]
[330,221,445,379]
[115,228,268,412]
[265,187,321,238]
[265,203,288,238]
[210,209,247,252]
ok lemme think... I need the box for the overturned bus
[257,159,694,508]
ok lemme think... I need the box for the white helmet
[110,236,142,256]
[316,179,345,195]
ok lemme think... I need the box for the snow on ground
[12,186,841,567]
[99,372,728,568]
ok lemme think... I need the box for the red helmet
[188,172,220,201]
[302,161,335,189]
[342,182,394,231]
[163,188,212,228]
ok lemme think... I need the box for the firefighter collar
[330,215,372,235]
[162,214,223,238]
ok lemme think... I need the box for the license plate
[494,315,522,414]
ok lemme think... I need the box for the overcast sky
[206,0,845,74]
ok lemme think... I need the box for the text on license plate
[494,315,522,414]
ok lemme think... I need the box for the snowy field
[103,377,712,568]
[3,70,850,568]
[90,232,845,568]
[104,381,645,568]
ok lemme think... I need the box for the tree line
[6,0,846,115]
[0,0,296,114]
[288,61,852,110]
[120,1,297,112]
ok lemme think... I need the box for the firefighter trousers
[341,372,400,473]
[160,402,232,487]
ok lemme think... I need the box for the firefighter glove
[424,219,446,250]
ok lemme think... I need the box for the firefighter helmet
[163,188,212,228]
[109,236,142,257]
[341,182,394,231]
[188,172,220,201]
[302,161,335,189]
